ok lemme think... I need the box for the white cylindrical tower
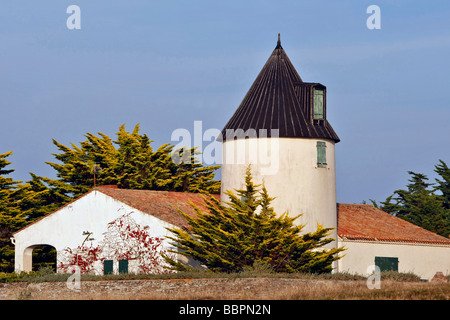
[221,137,337,239]
[220,35,340,243]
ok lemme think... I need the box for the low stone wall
[0,278,334,300]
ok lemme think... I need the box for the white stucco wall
[337,239,450,280]
[12,191,176,274]
[221,137,337,242]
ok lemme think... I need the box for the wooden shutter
[119,260,128,274]
[316,141,327,168]
[104,260,113,275]
[375,256,398,272]
[314,89,324,119]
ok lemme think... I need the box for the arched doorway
[23,244,57,272]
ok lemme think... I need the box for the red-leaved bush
[59,212,176,274]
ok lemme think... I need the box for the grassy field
[0,265,426,283]
[271,280,450,300]
[6,278,450,300]
[2,267,449,300]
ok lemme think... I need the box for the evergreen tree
[0,125,220,271]
[165,166,344,273]
[434,160,450,210]
[46,124,220,197]
[381,169,450,237]
[0,152,26,272]
[13,174,74,223]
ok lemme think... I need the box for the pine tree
[165,166,344,273]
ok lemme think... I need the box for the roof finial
[276,33,282,48]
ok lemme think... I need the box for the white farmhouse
[12,35,450,280]
[12,186,450,279]
[12,186,209,275]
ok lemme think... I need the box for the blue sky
[1,1,450,204]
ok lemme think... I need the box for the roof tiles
[101,189,450,245]
[337,203,450,244]
[98,187,219,228]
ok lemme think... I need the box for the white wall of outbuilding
[337,239,450,280]
[12,191,175,274]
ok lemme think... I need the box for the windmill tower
[220,35,340,242]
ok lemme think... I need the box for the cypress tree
[46,124,220,196]
[381,168,450,238]
[0,125,220,271]
[165,166,344,273]
[13,173,74,223]
[0,152,26,272]
[434,160,450,210]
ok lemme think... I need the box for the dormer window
[313,88,324,119]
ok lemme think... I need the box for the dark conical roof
[221,35,339,143]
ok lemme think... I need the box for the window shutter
[119,259,129,274]
[375,256,398,272]
[314,89,324,119]
[104,260,113,275]
[316,141,327,168]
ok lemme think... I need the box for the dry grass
[148,281,449,300]
[9,278,449,300]
[270,280,450,300]
[3,268,449,300]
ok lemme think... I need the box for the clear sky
[1,1,450,204]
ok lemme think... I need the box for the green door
[375,256,398,272]
[119,260,128,274]
[104,260,113,275]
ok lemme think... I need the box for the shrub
[165,166,345,273]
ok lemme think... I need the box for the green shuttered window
[375,256,398,272]
[119,260,129,274]
[104,259,129,274]
[314,89,324,119]
[316,141,327,168]
[104,260,113,275]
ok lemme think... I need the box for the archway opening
[24,245,57,272]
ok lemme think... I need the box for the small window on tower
[316,141,327,168]
[314,89,324,119]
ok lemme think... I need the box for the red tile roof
[97,187,219,228]
[101,190,450,245]
[12,187,218,236]
[337,203,450,244]
[14,187,450,246]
